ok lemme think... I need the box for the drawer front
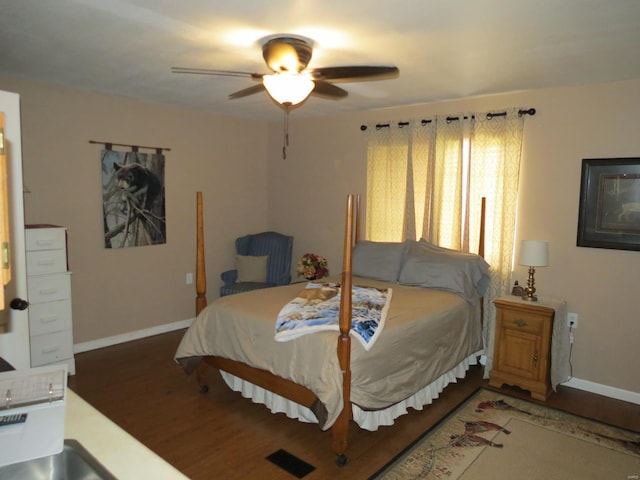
[26,228,66,252]
[26,249,67,275]
[500,308,544,335]
[30,330,74,367]
[29,299,72,336]
[27,274,71,304]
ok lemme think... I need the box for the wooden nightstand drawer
[500,308,544,335]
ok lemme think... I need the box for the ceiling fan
[171,34,400,110]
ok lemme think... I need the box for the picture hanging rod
[89,140,171,154]
[360,107,536,131]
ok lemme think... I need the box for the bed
[175,193,489,465]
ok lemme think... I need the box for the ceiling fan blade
[310,65,399,82]
[171,67,263,80]
[228,84,266,99]
[312,80,348,99]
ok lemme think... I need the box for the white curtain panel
[470,108,524,374]
[365,108,526,376]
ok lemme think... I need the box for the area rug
[371,388,640,479]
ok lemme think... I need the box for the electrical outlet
[567,312,578,329]
[186,273,193,285]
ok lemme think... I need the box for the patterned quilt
[275,282,392,350]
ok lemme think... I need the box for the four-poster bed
[175,192,489,465]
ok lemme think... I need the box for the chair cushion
[236,255,268,283]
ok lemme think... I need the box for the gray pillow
[236,255,268,283]
[398,240,490,301]
[352,241,407,282]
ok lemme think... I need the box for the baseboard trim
[73,318,194,354]
[563,377,640,405]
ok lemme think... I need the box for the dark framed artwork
[577,157,640,251]
[101,149,166,248]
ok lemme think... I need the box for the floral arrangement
[297,253,329,280]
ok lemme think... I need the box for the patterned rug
[371,388,640,479]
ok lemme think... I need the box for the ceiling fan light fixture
[263,73,314,106]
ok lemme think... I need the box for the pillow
[398,240,490,301]
[236,255,268,283]
[352,241,408,282]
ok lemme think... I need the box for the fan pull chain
[282,108,290,159]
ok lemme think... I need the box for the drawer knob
[515,318,528,327]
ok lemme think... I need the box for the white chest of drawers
[25,225,75,374]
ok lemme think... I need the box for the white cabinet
[25,226,75,374]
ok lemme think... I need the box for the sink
[0,439,117,479]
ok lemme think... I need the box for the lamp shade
[263,73,315,106]
[518,240,549,267]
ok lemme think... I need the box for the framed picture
[577,157,640,251]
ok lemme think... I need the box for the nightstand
[489,297,555,401]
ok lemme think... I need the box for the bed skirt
[219,350,482,431]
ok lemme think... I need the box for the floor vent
[266,449,316,478]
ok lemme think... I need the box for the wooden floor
[68,330,640,480]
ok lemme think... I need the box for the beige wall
[0,75,269,344]
[268,79,640,395]
[2,73,638,397]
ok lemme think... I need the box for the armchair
[220,231,293,297]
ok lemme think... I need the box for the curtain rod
[89,140,171,154]
[360,107,536,131]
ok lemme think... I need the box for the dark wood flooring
[67,330,640,479]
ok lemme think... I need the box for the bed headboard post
[479,197,486,259]
[354,194,361,243]
[332,194,355,458]
[196,191,207,316]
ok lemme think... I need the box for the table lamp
[518,240,549,301]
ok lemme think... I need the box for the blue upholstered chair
[220,231,294,297]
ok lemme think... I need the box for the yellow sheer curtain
[365,124,410,241]
[425,116,465,248]
[469,108,524,373]
[366,121,434,241]
[0,113,11,311]
[365,108,526,376]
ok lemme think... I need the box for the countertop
[65,389,189,480]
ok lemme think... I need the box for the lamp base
[522,266,538,301]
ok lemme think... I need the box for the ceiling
[1,0,639,121]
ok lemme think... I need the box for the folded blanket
[275,282,392,350]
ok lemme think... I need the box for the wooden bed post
[196,191,207,316]
[332,194,355,466]
[479,197,486,259]
[195,191,209,392]
[354,194,361,243]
